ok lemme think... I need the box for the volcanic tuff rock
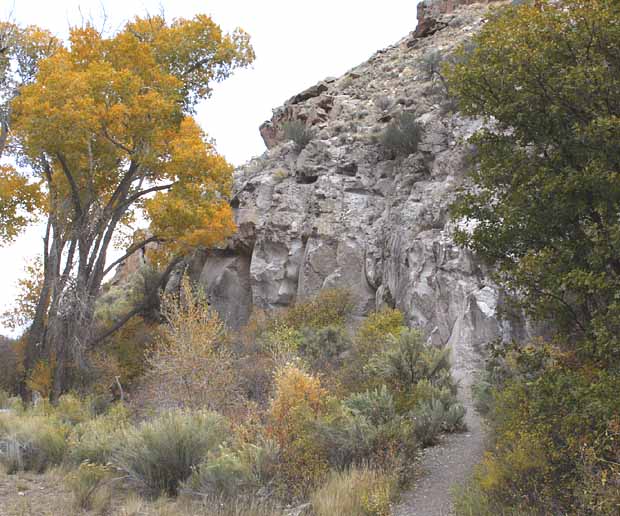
[178,1,531,361]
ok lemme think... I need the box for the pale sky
[0,0,420,334]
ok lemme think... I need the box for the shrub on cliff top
[380,112,421,158]
[283,120,314,150]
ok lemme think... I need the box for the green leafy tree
[446,2,620,512]
[446,0,620,359]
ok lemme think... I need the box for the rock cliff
[177,1,530,364]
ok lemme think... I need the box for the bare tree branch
[56,153,83,217]
[102,127,134,154]
[90,255,182,346]
[120,181,176,210]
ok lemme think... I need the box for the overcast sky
[0,0,420,334]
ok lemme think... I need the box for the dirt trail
[392,364,486,516]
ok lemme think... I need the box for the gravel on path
[392,367,486,516]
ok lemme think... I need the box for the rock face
[188,1,529,357]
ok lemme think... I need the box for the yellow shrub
[281,288,354,330]
[147,277,240,413]
[260,321,303,365]
[478,432,551,495]
[26,359,53,399]
[268,364,330,495]
[56,393,92,425]
[355,308,404,354]
[269,364,327,441]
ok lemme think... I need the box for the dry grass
[0,467,283,516]
[0,467,73,516]
[114,492,283,516]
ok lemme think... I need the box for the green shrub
[187,447,252,497]
[471,375,494,415]
[345,326,465,446]
[6,396,24,414]
[113,410,230,495]
[411,398,445,447]
[67,403,130,465]
[0,439,23,474]
[413,377,456,408]
[299,325,350,370]
[196,436,281,497]
[374,95,392,112]
[317,386,415,469]
[468,344,620,514]
[453,478,534,516]
[420,50,443,81]
[380,112,421,158]
[444,403,467,433]
[0,337,20,395]
[365,329,455,408]
[343,308,405,392]
[0,412,68,473]
[311,465,398,516]
[411,376,466,434]
[184,440,279,498]
[343,385,397,426]
[282,120,314,150]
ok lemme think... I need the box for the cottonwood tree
[0,21,57,241]
[0,15,254,398]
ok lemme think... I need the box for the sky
[0,0,420,334]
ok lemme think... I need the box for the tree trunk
[21,165,177,400]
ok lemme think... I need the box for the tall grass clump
[0,389,10,409]
[0,411,68,473]
[311,465,398,516]
[113,410,230,495]
[66,462,114,512]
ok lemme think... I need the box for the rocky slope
[179,0,531,363]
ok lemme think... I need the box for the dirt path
[392,365,486,516]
